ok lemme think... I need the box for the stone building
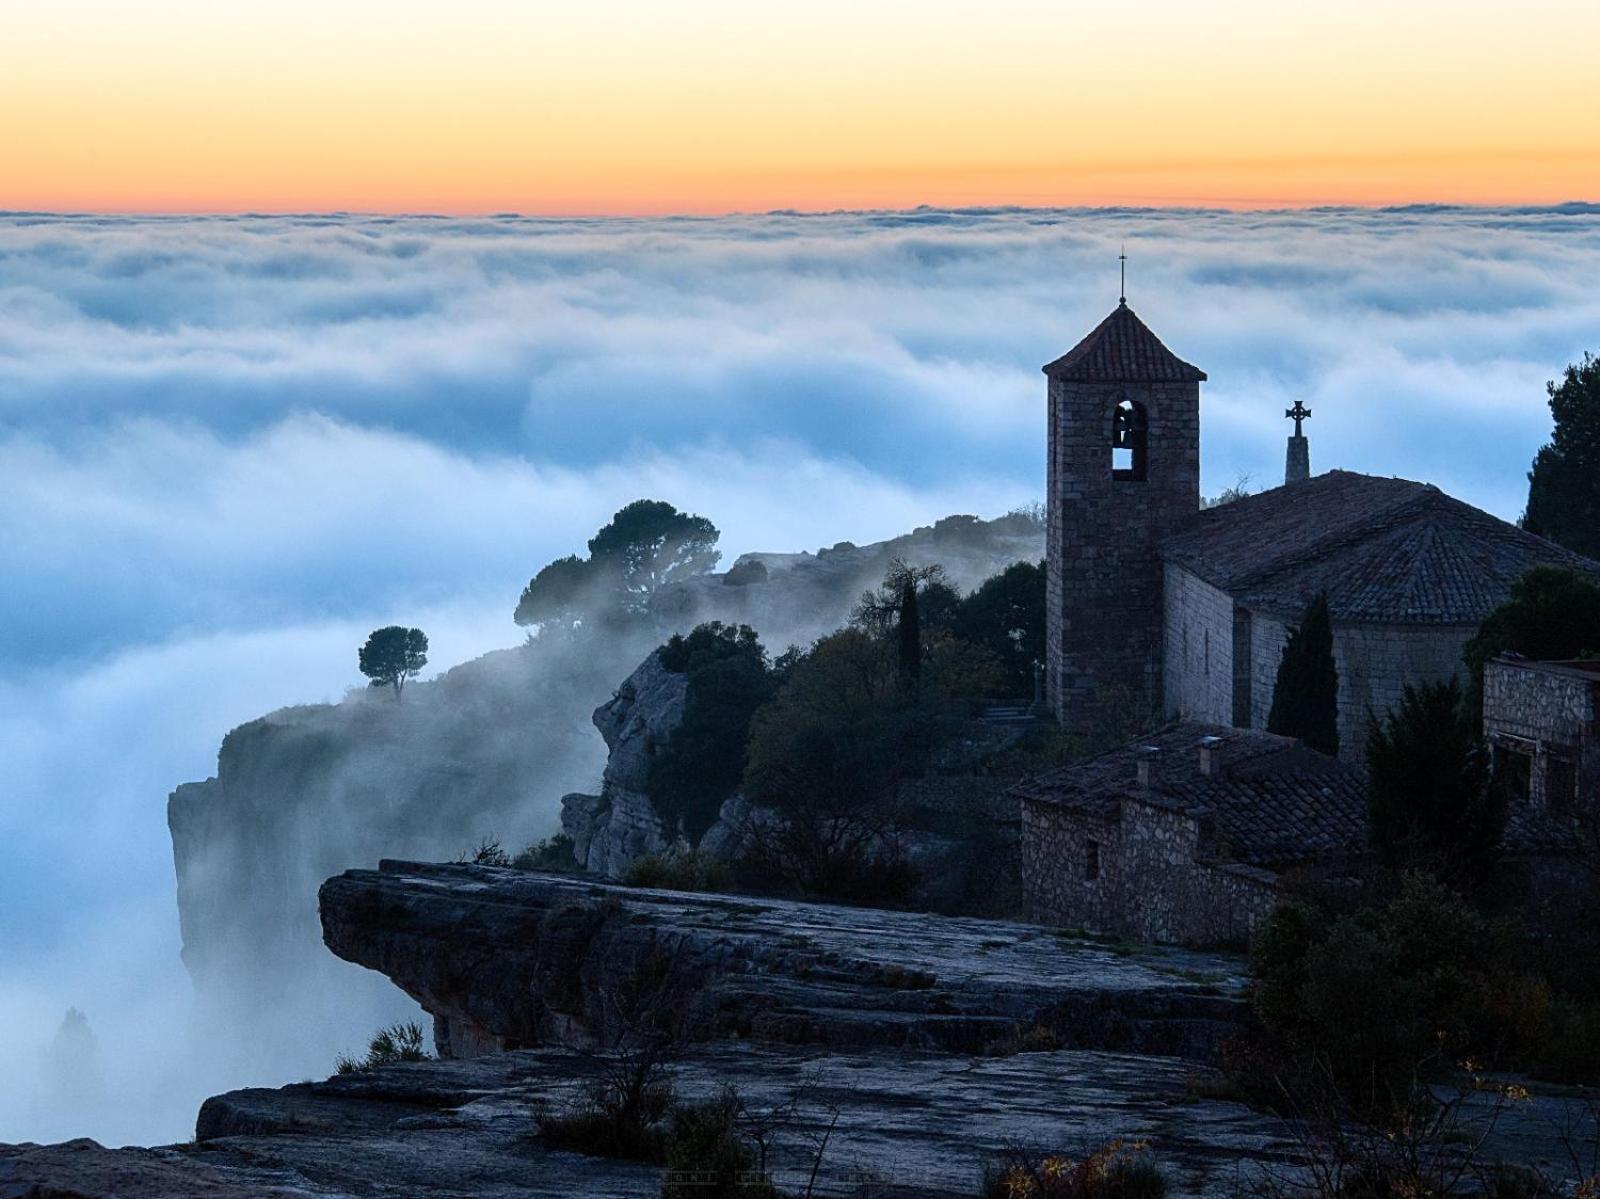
[1041,302,1600,758]
[1017,717,1583,945]
[1017,723,1367,945]
[1483,654,1600,815]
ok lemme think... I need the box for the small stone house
[1016,723,1368,946]
[1484,654,1600,817]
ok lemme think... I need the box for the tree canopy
[358,626,429,698]
[513,554,592,629]
[1366,678,1505,885]
[1523,352,1600,559]
[1267,592,1339,757]
[588,499,721,612]
[648,622,778,842]
[951,560,1046,696]
[1463,566,1600,686]
[512,500,721,629]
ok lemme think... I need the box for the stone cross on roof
[1285,400,1311,437]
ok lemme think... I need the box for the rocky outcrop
[1,1042,1305,1198]
[166,511,1041,1052]
[321,861,1249,1062]
[561,651,685,875]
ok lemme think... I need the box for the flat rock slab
[320,862,1248,1061]
[188,1043,1293,1198]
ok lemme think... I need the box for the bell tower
[1043,296,1205,726]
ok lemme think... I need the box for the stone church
[1022,296,1598,944]
[1043,297,1597,757]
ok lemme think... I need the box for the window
[1084,839,1101,881]
[1112,398,1148,482]
[1492,742,1532,805]
[1547,756,1577,815]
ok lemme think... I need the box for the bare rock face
[320,862,1249,1063]
[562,651,686,875]
[0,1043,1298,1198]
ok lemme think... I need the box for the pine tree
[1523,352,1600,559]
[1267,592,1339,757]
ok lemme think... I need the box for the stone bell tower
[1044,295,1206,726]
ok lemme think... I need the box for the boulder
[320,861,1250,1062]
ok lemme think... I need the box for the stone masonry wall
[1021,800,1119,932]
[1163,564,1235,726]
[1023,794,1281,947]
[1047,378,1200,727]
[1248,614,1475,763]
[1483,659,1599,814]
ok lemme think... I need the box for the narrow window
[1112,398,1148,482]
[1084,839,1101,881]
[1492,743,1532,805]
[1547,756,1577,815]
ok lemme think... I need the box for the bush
[334,1021,430,1074]
[537,1071,674,1163]
[661,1088,775,1199]
[623,848,732,893]
[461,836,511,867]
[1250,876,1507,1104]
[512,833,580,872]
[980,1141,1165,1199]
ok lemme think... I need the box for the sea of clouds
[2,204,1598,1146]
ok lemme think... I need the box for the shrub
[660,1087,775,1199]
[537,1068,674,1163]
[980,1140,1165,1199]
[623,848,732,893]
[461,836,511,867]
[512,833,580,872]
[334,1021,430,1074]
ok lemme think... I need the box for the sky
[0,205,1598,1145]
[3,0,1599,213]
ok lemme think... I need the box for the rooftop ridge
[1042,303,1207,383]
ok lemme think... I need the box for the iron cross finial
[1119,245,1127,305]
[1286,400,1312,436]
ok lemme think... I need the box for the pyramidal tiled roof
[1162,470,1600,624]
[1042,301,1207,383]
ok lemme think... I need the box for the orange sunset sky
[4,0,1598,214]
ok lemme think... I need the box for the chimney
[1198,735,1224,777]
[1135,745,1161,788]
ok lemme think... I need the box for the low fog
[2,205,1597,1147]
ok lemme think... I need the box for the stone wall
[1247,614,1475,762]
[1021,799,1120,932]
[1022,794,1281,946]
[1047,378,1200,727]
[1484,658,1600,814]
[1163,564,1235,726]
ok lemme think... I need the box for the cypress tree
[1267,592,1339,757]
[897,577,921,686]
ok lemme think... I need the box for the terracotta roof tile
[1162,471,1600,624]
[1042,302,1207,383]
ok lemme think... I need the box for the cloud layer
[2,206,1597,1145]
